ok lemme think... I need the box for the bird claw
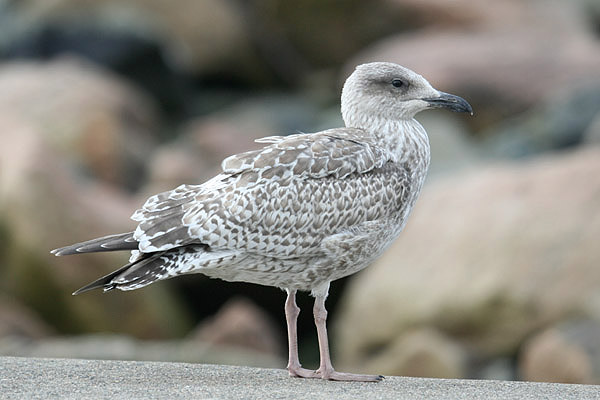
[287,365,320,379]
[318,368,384,382]
[288,365,384,382]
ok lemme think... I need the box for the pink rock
[190,297,284,357]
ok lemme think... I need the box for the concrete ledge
[1,356,599,399]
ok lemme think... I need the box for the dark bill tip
[424,91,473,115]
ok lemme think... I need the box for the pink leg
[312,294,384,382]
[284,289,318,378]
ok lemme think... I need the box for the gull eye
[391,78,405,88]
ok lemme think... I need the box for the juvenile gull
[52,62,472,382]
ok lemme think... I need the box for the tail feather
[51,232,138,256]
[72,261,137,295]
[72,252,164,295]
[71,245,209,295]
[73,245,213,295]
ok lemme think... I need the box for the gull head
[341,62,473,127]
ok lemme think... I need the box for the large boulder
[0,59,191,338]
[333,146,600,380]
[519,319,600,384]
[0,57,157,255]
[189,297,284,357]
[0,295,54,339]
[0,57,158,190]
[357,327,467,379]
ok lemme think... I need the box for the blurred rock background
[0,0,599,384]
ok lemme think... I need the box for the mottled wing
[132,128,398,257]
[131,183,204,251]
[222,128,392,179]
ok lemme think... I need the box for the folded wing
[132,128,398,258]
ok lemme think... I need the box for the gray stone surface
[1,356,599,400]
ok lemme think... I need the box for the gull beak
[424,91,473,115]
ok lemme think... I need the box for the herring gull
[52,62,473,381]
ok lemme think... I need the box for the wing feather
[51,232,137,256]
[132,128,399,257]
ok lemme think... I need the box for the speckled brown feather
[132,129,394,256]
